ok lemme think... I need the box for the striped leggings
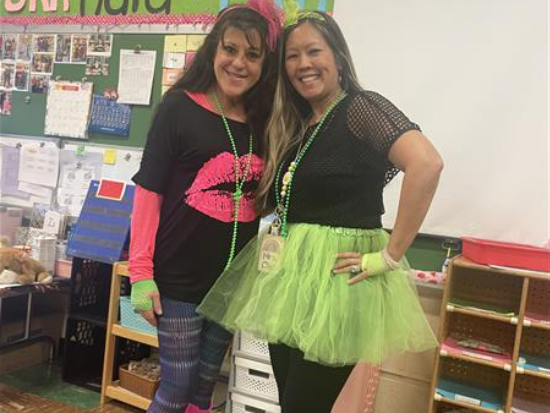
[147,297,232,413]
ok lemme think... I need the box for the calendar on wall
[44,80,93,139]
[88,95,131,137]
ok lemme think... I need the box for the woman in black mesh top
[199,11,443,412]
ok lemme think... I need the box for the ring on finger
[350,265,361,275]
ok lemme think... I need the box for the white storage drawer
[233,356,279,402]
[234,333,271,362]
[228,392,281,413]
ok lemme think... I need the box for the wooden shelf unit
[516,368,550,380]
[100,262,158,410]
[445,305,518,325]
[438,349,512,372]
[434,395,505,413]
[429,256,550,413]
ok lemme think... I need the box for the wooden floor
[0,383,141,413]
[0,383,226,413]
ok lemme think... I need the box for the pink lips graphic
[185,152,263,223]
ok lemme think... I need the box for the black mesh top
[270,90,421,229]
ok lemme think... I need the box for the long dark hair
[166,7,278,146]
[256,11,363,213]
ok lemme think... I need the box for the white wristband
[382,247,401,270]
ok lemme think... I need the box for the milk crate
[62,318,106,390]
[68,258,113,320]
[232,356,279,402]
[234,332,270,362]
[227,391,281,413]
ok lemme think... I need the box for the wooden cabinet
[429,257,550,413]
[100,261,159,411]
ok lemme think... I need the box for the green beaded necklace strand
[213,92,254,270]
[275,92,346,238]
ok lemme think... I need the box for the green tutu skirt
[198,223,438,366]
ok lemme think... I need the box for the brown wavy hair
[166,7,279,146]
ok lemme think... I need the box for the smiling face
[284,22,341,111]
[213,27,265,103]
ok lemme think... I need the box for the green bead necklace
[275,92,346,238]
[213,92,254,270]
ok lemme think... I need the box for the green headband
[283,0,326,27]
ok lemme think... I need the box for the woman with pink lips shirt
[128,2,282,413]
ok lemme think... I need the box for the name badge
[258,227,285,273]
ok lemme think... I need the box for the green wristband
[360,251,391,276]
[131,279,158,312]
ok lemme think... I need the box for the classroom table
[0,278,70,359]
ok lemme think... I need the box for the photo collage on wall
[0,33,113,116]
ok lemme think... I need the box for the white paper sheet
[117,49,156,105]
[56,188,87,217]
[45,81,93,139]
[18,143,60,188]
[62,144,142,185]
[57,149,103,216]
[18,182,54,201]
[106,150,143,182]
[163,52,186,69]
[0,144,30,200]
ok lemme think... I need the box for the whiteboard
[334,0,549,246]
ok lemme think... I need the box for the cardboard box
[374,374,431,413]
[380,285,442,382]
[332,283,443,413]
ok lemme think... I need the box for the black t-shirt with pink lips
[132,90,262,304]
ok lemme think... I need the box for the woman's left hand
[333,251,390,285]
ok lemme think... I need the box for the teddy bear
[0,247,53,285]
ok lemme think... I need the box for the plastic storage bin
[234,333,270,362]
[229,392,281,413]
[233,356,279,402]
[119,296,157,335]
[462,237,550,272]
[62,318,107,389]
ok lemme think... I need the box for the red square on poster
[96,179,126,201]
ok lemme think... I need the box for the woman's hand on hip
[333,251,392,285]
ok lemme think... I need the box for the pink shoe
[185,403,213,413]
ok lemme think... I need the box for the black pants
[269,343,354,413]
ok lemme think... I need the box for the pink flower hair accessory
[219,0,284,52]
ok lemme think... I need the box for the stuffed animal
[0,247,53,285]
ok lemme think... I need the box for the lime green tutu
[198,223,438,366]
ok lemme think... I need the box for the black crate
[62,318,106,391]
[63,257,144,390]
[68,257,112,322]
[62,318,150,390]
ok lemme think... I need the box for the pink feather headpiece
[219,0,284,52]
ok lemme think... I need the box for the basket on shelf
[119,364,160,400]
[119,296,157,335]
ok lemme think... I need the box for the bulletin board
[0,34,165,148]
[0,0,336,149]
